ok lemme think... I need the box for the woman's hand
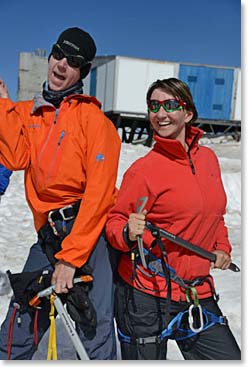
[211,250,231,270]
[128,210,147,241]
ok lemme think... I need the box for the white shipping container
[232,69,241,121]
[89,56,178,114]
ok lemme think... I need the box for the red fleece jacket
[106,126,231,301]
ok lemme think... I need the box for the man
[0,27,121,360]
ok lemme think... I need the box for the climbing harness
[121,205,237,346]
[118,307,227,344]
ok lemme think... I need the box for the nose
[156,105,168,117]
[57,57,68,70]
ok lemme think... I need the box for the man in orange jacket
[0,27,121,360]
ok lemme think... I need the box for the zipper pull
[189,157,196,174]
[58,130,65,145]
[54,109,59,124]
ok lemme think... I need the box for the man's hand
[51,260,76,294]
[211,250,231,270]
[0,79,10,99]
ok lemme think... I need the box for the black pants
[0,223,116,360]
[115,280,241,360]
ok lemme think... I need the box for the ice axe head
[136,196,148,213]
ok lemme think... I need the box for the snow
[0,136,241,361]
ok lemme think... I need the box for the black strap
[50,200,81,222]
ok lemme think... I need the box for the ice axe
[145,221,240,273]
[29,276,90,360]
[136,196,148,268]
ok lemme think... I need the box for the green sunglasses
[147,99,186,113]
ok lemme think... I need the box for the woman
[106,78,240,360]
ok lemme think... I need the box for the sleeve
[55,108,121,268]
[105,163,156,252]
[0,163,12,194]
[209,148,232,255]
[214,217,232,254]
[0,98,30,170]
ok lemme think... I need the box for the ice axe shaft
[145,221,240,273]
[53,295,89,360]
[136,196,148,269]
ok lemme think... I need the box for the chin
[48,82,65,92]
[48,78,66,92]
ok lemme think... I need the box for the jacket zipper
[47,130,65,180]
[37,109,59,163]
[187,151,196,175]
[186,132,199,175]
[36,109,59,186]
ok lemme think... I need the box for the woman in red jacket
[106,78,240,360]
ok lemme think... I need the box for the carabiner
[188,304,204,333]
[48,211,59,236]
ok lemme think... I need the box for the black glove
[66,283,97,340]
[7,269,52,312]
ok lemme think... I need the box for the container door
[179,65,234,120]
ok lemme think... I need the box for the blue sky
[0,0,241,100]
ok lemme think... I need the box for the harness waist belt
[49,200,81,222]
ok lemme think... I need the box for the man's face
[47,55,81,91]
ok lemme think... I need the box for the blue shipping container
[179,65,234,120]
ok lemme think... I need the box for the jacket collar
[153,125,204,160]
[31,92,54,114]
[31,92,101,114]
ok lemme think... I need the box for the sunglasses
[147,99,186,113]
[51,43,87,68]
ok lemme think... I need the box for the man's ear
[80,63,92,79]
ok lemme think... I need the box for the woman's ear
[184,111,194,124]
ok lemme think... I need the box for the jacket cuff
[122,223,137,249]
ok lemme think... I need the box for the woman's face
[148,88,193,145]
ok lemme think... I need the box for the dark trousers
[0,234,116,360]
[115,280,241,360]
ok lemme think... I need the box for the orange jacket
[0,94,121,267]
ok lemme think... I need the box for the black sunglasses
[51,44,87,68]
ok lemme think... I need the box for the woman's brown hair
[146,78,198,123]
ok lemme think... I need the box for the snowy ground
[0,135,241,361]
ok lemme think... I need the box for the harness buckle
[48,211,59,236]
[188,304,204,333]
[47,205,75,236]
[220,315,228,326]
[58,205,74,221]
[137,335,161,345]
